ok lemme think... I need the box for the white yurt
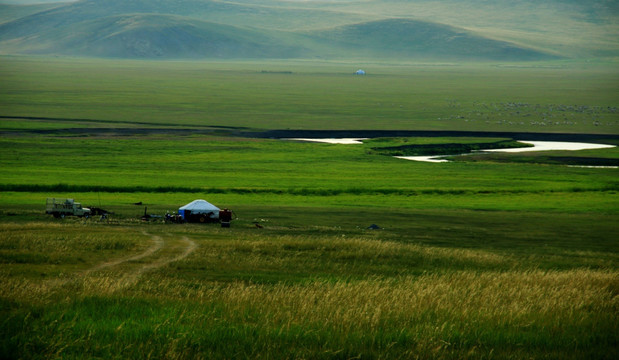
[178,199,220,222]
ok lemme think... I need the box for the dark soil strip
[462,155,619,167]
[1,119,617,143]
[0,115,249,131]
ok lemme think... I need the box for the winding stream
[287,138,616,167]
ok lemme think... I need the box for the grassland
[1,57,618,133]
[1,216,617,359]
[1,131,617,359]
[1,57,618,358]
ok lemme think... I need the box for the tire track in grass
[6,231,197,300]
[84,231,164,274]
[34,232,196,297]
[133,235,196,276]
[92,233,197,293]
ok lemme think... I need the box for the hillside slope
[305,0,619,58]
[0,0,615,60]
[0,3,64,24]
[308,19,556,60]
[0,13,306,58]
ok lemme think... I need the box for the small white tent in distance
[355,69,366,75]
[179,199,220,223]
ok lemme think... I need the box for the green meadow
[1,57,618,359]
[1,57,618,132]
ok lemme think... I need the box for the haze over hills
[0,0,617,60]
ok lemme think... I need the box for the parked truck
[46,198,91,219]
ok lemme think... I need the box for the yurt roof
[179,199,220,211]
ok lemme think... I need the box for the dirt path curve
[82,232,198,294]
[85,231,165,274]
[134,235,197,276]
[73,232,196,291]
[25,232,198,298]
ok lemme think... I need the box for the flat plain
[1,57,618,359]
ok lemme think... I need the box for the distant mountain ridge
[0,0,616,60]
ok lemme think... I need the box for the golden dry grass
[1,223,617,358]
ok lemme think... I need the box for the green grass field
[1,57,618,132]
[1,57,618,359]
[1,213,617,359]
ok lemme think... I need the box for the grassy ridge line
[2,183,618,195]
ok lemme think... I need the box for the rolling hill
[0,0,616,60]
[0,2,63,24]
[0,13,306,58]
[309,19,556,60]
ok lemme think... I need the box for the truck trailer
[46,198,91,219]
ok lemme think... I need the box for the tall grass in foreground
[1,223,617,359]
[2,270,616,359]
